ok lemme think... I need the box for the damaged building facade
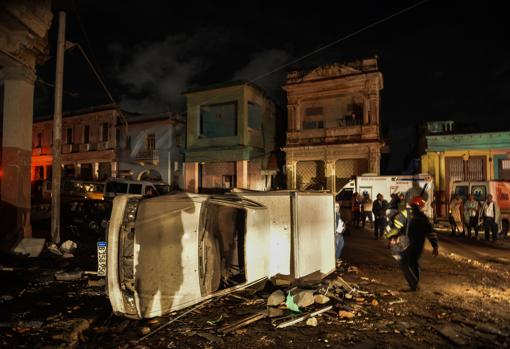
[282,57,384,192]
[31,105,186,187]
[183,81,277,193]
[32,105,119,182]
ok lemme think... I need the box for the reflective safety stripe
[394,220,404,228]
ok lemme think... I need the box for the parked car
[105,191,336,319]
[62,199,112,240]
[104,179,170,201]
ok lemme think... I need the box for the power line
[249,0,431,84]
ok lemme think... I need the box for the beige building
[183,81,276,193]
[282,57,384,192]
[32,105,119,182]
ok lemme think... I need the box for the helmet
[410,196,426,208]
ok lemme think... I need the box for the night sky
[30,1,510,171]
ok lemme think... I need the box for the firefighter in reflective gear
[384,196,439,291]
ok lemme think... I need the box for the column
[285,161,296,190]
[236,160,248,189]
[75,163,81,179]
[184,162,199,193]
[369,94,378,125]
[111,161,118,178]
[93,162,99,180]
[369,148,381,175]
[363,97,369,125]
[326,160,335,192]
[0,65,36,238]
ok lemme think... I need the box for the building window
[248,102,263,130]
[502,160,510,170]
[101,123,109,142]
[305,107,323,116]
[83,125,90,144]
[302,120,324,129]
[66,127,73,144]
[146,134,156,150]
[36,132,42,148]
[200,102,237,138]
[175,134,182,148]
[125,136,131,150]
[222,175,235,189]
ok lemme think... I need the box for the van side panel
[295,193,336,278]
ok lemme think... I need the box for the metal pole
[51,11,66,244]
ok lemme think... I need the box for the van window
[128,184,142,194]
[454,185,468,200]
[337,188,353,201]
[155,184,170,195]
[106,181,128,194]
[144,185,157,197]
[472,185,486,201]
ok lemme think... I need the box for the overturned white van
[106,191,335,319]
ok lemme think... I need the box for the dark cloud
[110,29,230,113]
[232,48,290,100]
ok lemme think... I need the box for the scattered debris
[0,295,14,303]
[220,311,268,334]
[433,324,468,346]
[267,290,285,306]
[47,243,63,256]
[196,332,224,345]
[87,279,106,287]
[60,240,77,254]
[314,294,330,305]
[347,266,359,273]
[276,306,333,329]
[291,290,314,308]
[140,327,151,335]
[206,314,223,325]
[334,277,354,292]
[267,307,286,318]
[13,238,46,257]
[339,311,355,319]
[306,317,318,327]
[371,299,379,306]
[0,265,14,271]
[388,298,407,305]
[54,270,83,281]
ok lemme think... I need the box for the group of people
[448,193,501,242]
[350,191,409,239]
[335,191,439,292]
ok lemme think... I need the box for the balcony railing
[287,124,379,145]
[135,149,159,163]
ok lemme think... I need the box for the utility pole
[51,11,66,244]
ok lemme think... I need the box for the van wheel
[502,220,509,239]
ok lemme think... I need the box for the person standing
[372,193,389,239]
[448,194,463,236]
[463,194,479,239]
[361,192,373,229]
[480,194,500,242]
[335,202,345,263]
[351,192,361,228]
[384,196,439,291]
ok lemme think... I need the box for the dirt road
[1,228,509,348]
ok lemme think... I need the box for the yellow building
[421,125,510,216]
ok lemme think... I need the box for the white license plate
[97,241,107,277]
